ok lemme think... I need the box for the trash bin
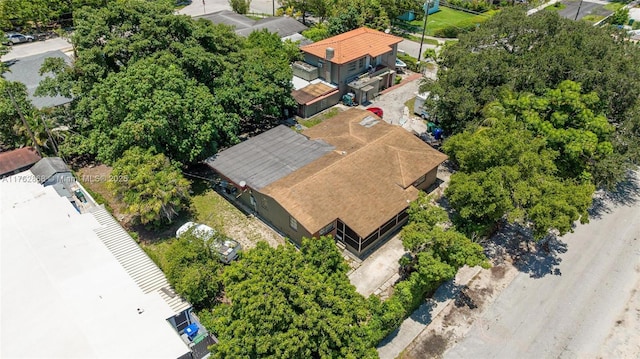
[433,128,444,140]
[184,323,199,341]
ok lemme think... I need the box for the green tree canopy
[108,147,191,226]
[422,8,640,181]
[74,53,238,163]
[443,114,594,239]
[163,233,224,310]
[204,238,379,359]
[213,30,296,132]
[39,1,295,163]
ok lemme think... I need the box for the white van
[176,222,241,264]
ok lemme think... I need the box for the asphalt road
[398,39,438,61]
[445,172,640,359]
[558,0,611,21]
[1,38,72,61]
[178,0,275,16]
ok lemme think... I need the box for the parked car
[366,107,384,118]
[395,58,407,71]
[4,33,35,45]
[176,221,241,264]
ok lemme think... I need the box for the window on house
[358,58,364,68]
[290,216,298,231]
[261,197,268,209]
[348,62,356,72]
[413,174,427,187]
[319,222,335,236]
[317,59,324,68]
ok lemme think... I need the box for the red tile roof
[300,27,403,65]
[0,147,41,176]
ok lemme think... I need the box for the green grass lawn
[405,34,440,45]
[582,14,606,22]
[603,2,624,11]
[544,2,567,11]
[296,107,341,129]
[409,8,497,36]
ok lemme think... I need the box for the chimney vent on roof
[326,47,334,60]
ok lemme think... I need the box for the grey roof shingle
[206,125,334,190]
[3,50,73,109]
[30,157,70,183]
[193,10,255,29]
[236,17,308,38]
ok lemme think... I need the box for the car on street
[4,33,35,45]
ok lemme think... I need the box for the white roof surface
[1,172,190,358]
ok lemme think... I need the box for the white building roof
[1,172,190,358]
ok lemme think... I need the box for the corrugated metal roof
[206,125,335,190]
[90,207,191,313]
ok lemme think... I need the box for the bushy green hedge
[398,53,425,72]
[444,0,492,12]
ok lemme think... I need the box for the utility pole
[40,115,58,156]
[574,0,584,21]
[273,0,275,16]
[6,88,42,157]
[418,0,432,63]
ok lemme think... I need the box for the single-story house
[3,50,73,109]
[194,10,308,40]
[206,108,448,256]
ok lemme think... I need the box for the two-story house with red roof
[292,27,403,118]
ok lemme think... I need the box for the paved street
[178,0,275,16]
[445,172,640,359]
[1,38,72,61]
[398,38,438,60]
[558,0,612,21]
[177,0,230,16]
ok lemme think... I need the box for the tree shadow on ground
[485,223,567,279]
[377,281,467,346]
[589,170,640,219]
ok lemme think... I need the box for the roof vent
[359,116,379,128]
[326,47,334,60]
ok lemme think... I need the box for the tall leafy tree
[75,53,238,163]
[443,114,594,239]
[109,147,191,226]
[164,234,224,310]
[214,30,296,133]
[422,8,640,184]
[205,238,379,358]
[497,81,615,185]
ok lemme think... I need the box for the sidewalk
[376,265,483,359]
[379,72,422,96]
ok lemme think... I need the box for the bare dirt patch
[490,264,506,279]
[401,262,519,359]
[401,330,451,359]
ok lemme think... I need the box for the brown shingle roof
[300,27,403,65]
[261,109,448,238]
[0,147,41,176]
[292,83,338,105]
